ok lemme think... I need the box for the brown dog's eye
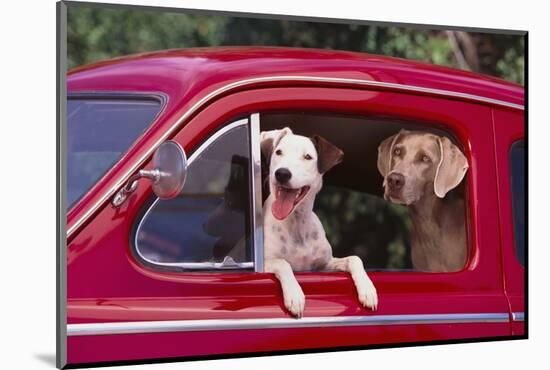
[304,154,313,160]
[275,149,282,156]
[393,148,401,156]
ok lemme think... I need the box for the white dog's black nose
[275,168,292,184]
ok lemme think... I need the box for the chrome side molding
[512,312,525,322]
[68,312,510,336]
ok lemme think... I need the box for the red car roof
[68,46,524,109]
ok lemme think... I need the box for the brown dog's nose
[387,173,405,191]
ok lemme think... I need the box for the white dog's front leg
[326,256,378,310]
[265,258,305,318]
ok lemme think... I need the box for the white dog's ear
[434,136,469,198]
[311,134,344,174]
[377,130,405,178]
[260,127,292,159]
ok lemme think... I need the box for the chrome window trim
[250,113,264,272]
[512,312,525,322]
[67,312,510,336]
[67,90,168,106]
[67,75,524,237]
[133,118,254,270]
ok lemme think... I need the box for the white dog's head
[261,127,343,220]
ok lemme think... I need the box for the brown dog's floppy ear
[260,127,292,159]
[311,134,344,174]
[377,131,403,178]
[434,136,469,198]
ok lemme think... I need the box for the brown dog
[377,130,469,272]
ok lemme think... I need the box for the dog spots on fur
[305,232,309,240]
[277,226,282,232]
[292,229,304,246]
[311,231,319,240]
[281,245,287,255]
[280,235,287,243]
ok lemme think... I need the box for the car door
[493,108,526,336]
[67,84,513,365]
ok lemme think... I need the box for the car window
[510,140,525,266]
[67,97,162,209]
[134,121,253,270]
[260,112,470,272]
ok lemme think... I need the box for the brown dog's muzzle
[387,172,405,196]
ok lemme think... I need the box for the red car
[65,47,525,366]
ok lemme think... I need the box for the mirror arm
[139,169,161,183]
[111,169,161,208]
[111,140,187,208]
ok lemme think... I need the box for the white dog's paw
[357,279,378,311]
[283,284,306,318]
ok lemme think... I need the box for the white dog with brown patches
[261,127,378,318]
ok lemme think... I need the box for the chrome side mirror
[112,140,188,207]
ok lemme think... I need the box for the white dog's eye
[275,149,282,156]
[422,155,431,163]
[393,148,401,156]
[304,154,313,160]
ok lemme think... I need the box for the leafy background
[67,4,524,270]
[68,4,524,84]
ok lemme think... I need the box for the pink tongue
[272,188,298,220]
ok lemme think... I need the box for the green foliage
[67,4,524,85]
[314,186,412,270]
[496,37,525,85]
[67,6,230,68]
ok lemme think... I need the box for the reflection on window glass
[135,124,252,267]
[67,98,161,209]
[510,141,525,266]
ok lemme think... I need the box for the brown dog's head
[377,130,468,205]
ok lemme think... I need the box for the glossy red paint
[69,323,508,364]
[66,48,525,366]
[493,108,526,335]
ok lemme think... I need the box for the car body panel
[68,322,509,364]
[66,48,525,365]
[493,108,526,336]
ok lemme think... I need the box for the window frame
[132,116,265,272]
[67,91,167,211]
[132,110,474,274]
[256,111,472,273]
